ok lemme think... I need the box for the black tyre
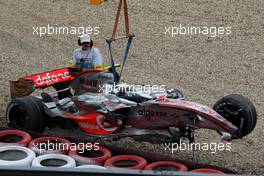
[6,96,46,132]
[213,94,257,139]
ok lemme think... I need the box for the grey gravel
[0,0,263,175]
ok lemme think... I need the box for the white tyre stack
[32,154,76,168]
[0,146,36,167]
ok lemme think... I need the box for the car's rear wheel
[213,94,257,139]
[6,96,46,132]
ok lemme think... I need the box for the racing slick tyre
[144,161,188,171]
[0,130,32,147]
[213,94,257,139]
[68,145,111,165]
[104,155,147,170]
[32,154,76,168]
[0,145,36,167]
[28,137,71,155]
[6,96,46,133]
[190,168,224,174]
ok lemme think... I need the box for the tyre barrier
[0,145,36,166]
[76,165,107,169]
[0,130,32,147]
[0,130,231,173]
[69,145,111,165]
[190,168,224,174]
[104,155,147,170]
[28,137,71,155]
[144,161,188,172]
[32,154,76,168]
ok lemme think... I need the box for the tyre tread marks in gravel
[0,145,36,166]
[213,94,257,138]
[6,96,46,132]
[69,145,111,165]
[104,155,147,170]
[28,137,71,155]
[32,154,76,168]
[0,130,32,147]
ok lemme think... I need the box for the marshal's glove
[67,60,77,68]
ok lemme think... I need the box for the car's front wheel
[213,94,257,139]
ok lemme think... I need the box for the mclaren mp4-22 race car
[5,66,257,144]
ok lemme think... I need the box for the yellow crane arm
[89,0,106,5]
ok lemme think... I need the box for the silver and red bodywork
[13,68,238,140]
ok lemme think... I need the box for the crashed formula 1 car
[5,65,257,144]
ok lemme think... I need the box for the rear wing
[9,65,121,99]
[10,68,74,99]
[23,68,73,88]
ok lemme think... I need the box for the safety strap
[106,38,119,83]
[106,33,135,83]
[119,33,135,78]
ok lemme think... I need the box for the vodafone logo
[23,68,73,88]
[36,72,70,86]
